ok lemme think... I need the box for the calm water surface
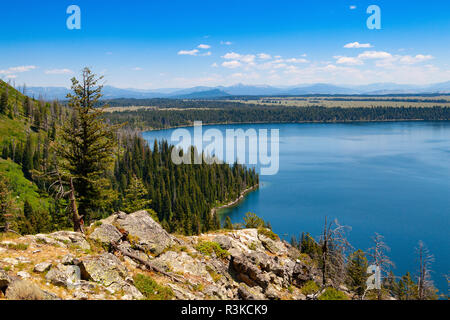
[143,121,450,293]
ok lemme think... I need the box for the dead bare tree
[319,217,353,288]
[416,240,436,300]
[367,233,395,300]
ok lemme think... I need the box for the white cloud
[344,42,373,49]
[358,51,392,59]
[222,52,241,60]
[220,41,232,45]
[222,52,255,64]
[178,49,199,56]
[211,63,218,67]
[200,51,212,56]
[285,58,309,63]
[349,5,357,10]
[0,65,37,75]
[399,54,433,65]
[198,44,211,49]
[222,60,242,69]
[334,56,363,65]
[45,68,73,74]
[132,67,143,71]
[258,53,272,60]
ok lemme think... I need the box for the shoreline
[211,184,259,215]
[139,118,450,132]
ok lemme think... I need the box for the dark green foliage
[123,175,152,213]
[113,135,258,235]
[104,104,450,130]
[0,91,8,114]
[346,250,369,297]
[55,68,119,223]
[223,216,233,229]
[394,272,418,300]
[243,212,265,228]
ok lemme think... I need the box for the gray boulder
[88,223,123,246]
[5,280,60,300]
[79,253,128,287]
[238,283,265,300]
[45,263,81,288]
[116,210,174,256]
[33,262,52,273]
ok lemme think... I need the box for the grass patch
[301,280,320,296]
[133,274,174,300]
[3,242,29,251]
[318,287,348,300]
[257,227,278,241]
[195,241,230,259]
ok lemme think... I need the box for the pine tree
[346,249,369,298]
[123,175,152,213]
[0,174,16,231]
[395,272,418,300]
[22,134,33,179]
[223,216,233,229]
[0,91,8,114]
[54,67,119,227]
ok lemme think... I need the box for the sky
[1,0,450,89]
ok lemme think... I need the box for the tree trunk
[70,178,84,233]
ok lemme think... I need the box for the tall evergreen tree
[123,175,152,213]
[54,67,119,227]
[346,249,369,299]
[0,90,8,114]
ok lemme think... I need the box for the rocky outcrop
[115,210,174,256]
[0,210,326,301]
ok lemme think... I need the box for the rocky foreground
[0,210,340,300]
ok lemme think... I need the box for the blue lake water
[143,121,450,293]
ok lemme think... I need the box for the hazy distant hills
[23,81,450,100]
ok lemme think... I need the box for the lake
[143,121,450,294]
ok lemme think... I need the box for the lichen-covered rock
[45,263,81,288]
[153,251,213,283]
[258,233,287,255]
[33,262,52,273]
[79,253,128,287]
[238,283,265,300]
[116,210,174,256]
[88,223,123,246]
[48,231,90,250]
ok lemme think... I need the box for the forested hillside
[104,105,450,130]
[0,75,258,236]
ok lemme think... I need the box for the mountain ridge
[20,81,450,100]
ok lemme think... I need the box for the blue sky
[1,0,449,88]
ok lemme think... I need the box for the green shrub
[133,274,174,300]
[243,212,265,228]
[318,287,348,300]
[257,227,278,240]
[301,280,320,295]
[195,241,229,259]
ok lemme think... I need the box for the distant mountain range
[22,81,450,100]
